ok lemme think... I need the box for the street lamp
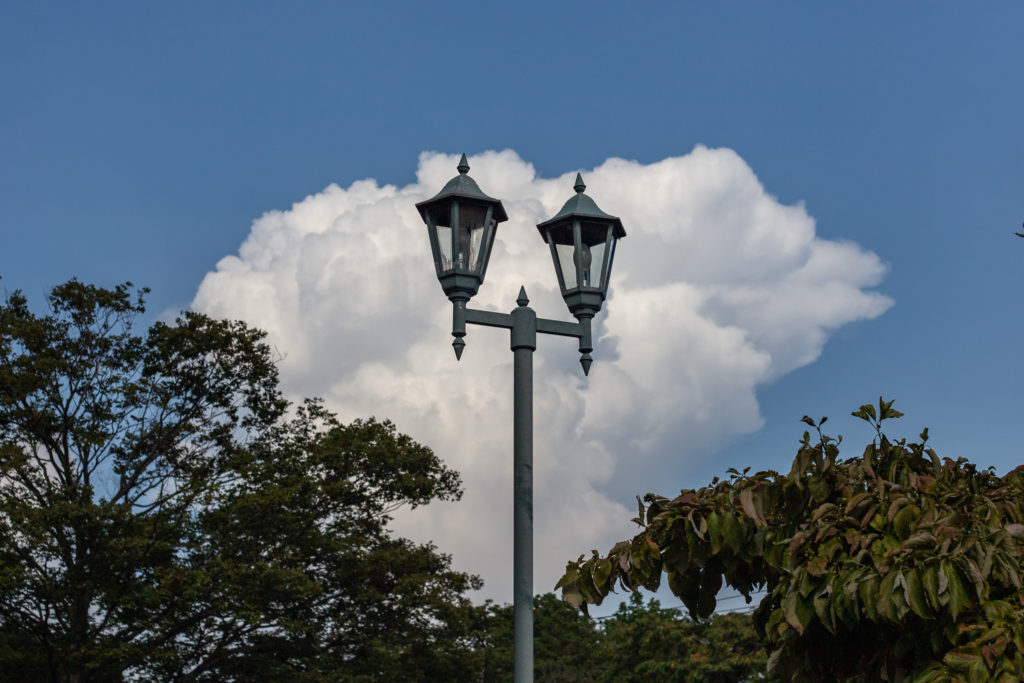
[417,154,625,683]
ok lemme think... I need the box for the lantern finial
[573,173,586,194]
[457,154,470,175]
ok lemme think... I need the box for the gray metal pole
[512,344,533,683]
[510,288,537,683]
[458,288,587,683]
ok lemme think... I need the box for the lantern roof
[536,173,625,239]
[416,154,509,223]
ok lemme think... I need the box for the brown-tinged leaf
[739,488,765,526]
[811,502,837,523]
[807,556,828,577]
[562,583,584,609]
[1005,523,1024,539]
[688,510,707,538]
[670,492,698,506]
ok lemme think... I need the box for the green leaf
[944,560,970,621]
[707,511,722,554]
[905,567,933,619]
[554,565,578,590]
[959,557,986,601]
[783,590,814,635]
[721,511,744,554]
[944,650,976,673]
[923,563,942,610]
[877,571,898,622]
[809,475,830,502]
[662,534,690,573]
[593,558,612,589]
[878,397,904,421]
[676,568,701,616]
[832,576,859,627]
[901,531,936,551]
[862,444,877,479]
[813,588,836,634]
[968,654,990,683]
[696,568,722,619]
[853,403,877,423]
[892,504,920,540]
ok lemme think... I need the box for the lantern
[416,154,508,302]
[536,173,625,318]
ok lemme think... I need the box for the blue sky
[3,2,1022,601]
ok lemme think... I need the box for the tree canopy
[559,400,1024,682]
[594,593,772,682]
[0,280,479,681]
[474,592,771,683]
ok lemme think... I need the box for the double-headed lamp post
[416,155,625,683]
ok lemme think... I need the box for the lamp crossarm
[464,307,515,330]
[451,288,595,375]
[535,316,586,340]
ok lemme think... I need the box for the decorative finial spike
[516,286,529,307]
[573,173,586,194]
[580,353,593,376]
[457,153,470,175]
[453,337,465,360]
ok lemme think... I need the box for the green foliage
[0,280,480,681]
[475,593,770,683]
[596,593,774,682]
[475,593,604,681]
[559,399,1024,681]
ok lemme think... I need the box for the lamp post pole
[456,289,592,683]
[509,292,537,682]
[417,155,624,683]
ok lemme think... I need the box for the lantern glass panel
[455,203,489,272]
[436,226,453,271]
[555,242,577,289]
[603,235,616,284]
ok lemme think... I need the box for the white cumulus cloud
[192,147,891,602]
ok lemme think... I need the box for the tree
[475,593,603,682]
[470,591,769,682]
[558,400,1024,681]
[596,593,772,682]
[0,280,480,681]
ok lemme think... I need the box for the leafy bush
[559,400,1024,681]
